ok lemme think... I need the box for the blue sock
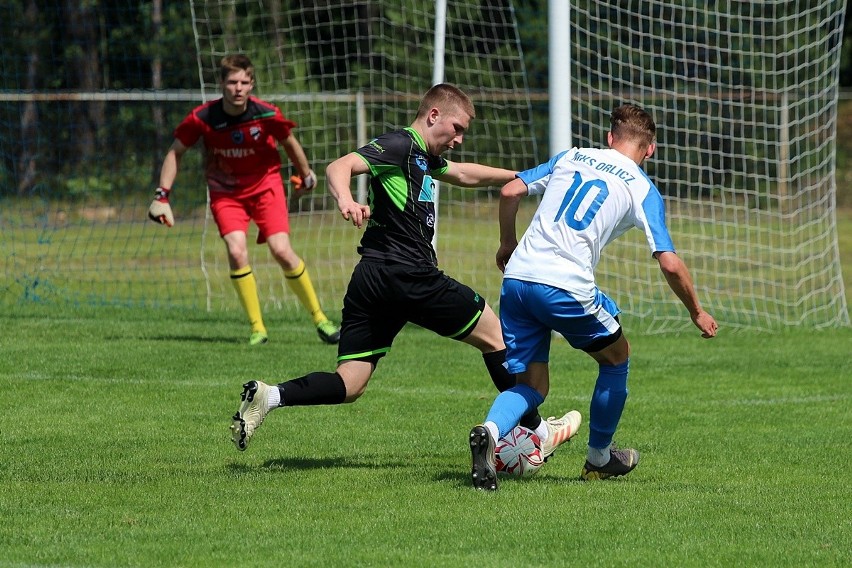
[588,360,629,450]
[485,384,544,439]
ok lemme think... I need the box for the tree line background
[1,0,850,203]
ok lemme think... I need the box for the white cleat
[230,380,273,451]
[541,410,582,461]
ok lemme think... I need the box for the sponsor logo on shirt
[212,147,257,158]
[418,175,436,203]
[231,130,245,144]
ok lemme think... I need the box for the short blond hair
[416,83,476,120]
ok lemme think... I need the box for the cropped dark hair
[610,104,656,147]
[220,54,254,82]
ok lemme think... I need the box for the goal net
[571,0,850,331]
[188,0,540,317]
[0,0,847,332]
[163,0,852,330]
[572,0,849,329]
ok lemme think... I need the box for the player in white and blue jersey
[470,104,718,490]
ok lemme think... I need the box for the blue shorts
[499,278,622,374]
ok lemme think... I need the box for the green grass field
[1,301,850,566]
[1,197,850,566]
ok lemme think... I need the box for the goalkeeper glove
[289,169,317,192]
[147,187,174,227]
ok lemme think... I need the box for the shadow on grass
[226,455,409,473]
[434,469,590,488]
[145,334,239,344]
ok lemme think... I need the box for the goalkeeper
[230,83,581,458]
[148,54,340,346]
[469,104,719,490]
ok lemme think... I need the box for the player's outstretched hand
[338,198,370,228]
[693,310,718,338]
[147,187,174,227]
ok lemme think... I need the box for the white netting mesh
[569,0,848,330]
[2,0,846,332]
[189,0,539,318]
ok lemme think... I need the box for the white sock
[587,444,611,467]
[267,385,281,408]
[534,421,549,442]
[484,421,499,442]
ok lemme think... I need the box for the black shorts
[337,260,487,364]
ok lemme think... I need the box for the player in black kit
[230,84,581,460]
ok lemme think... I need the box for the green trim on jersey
[404,127,426,151]
[355,154,411,212]
[405,127,449,175]
[376,164,409,211]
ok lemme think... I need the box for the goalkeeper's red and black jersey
[354,127,449,267]
[173,96,296,196]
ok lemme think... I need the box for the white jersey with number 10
[504,147,675,307]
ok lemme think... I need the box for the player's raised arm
[326,153,371,228]
[437,161,517,188]
[654,251,718,338]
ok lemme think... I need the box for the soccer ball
[495,426,544,477]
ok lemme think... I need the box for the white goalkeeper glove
[289,169,317,192]
[147,187,174,227]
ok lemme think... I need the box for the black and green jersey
[354,127,449,266]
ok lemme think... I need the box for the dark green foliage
[1,1,850,199]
